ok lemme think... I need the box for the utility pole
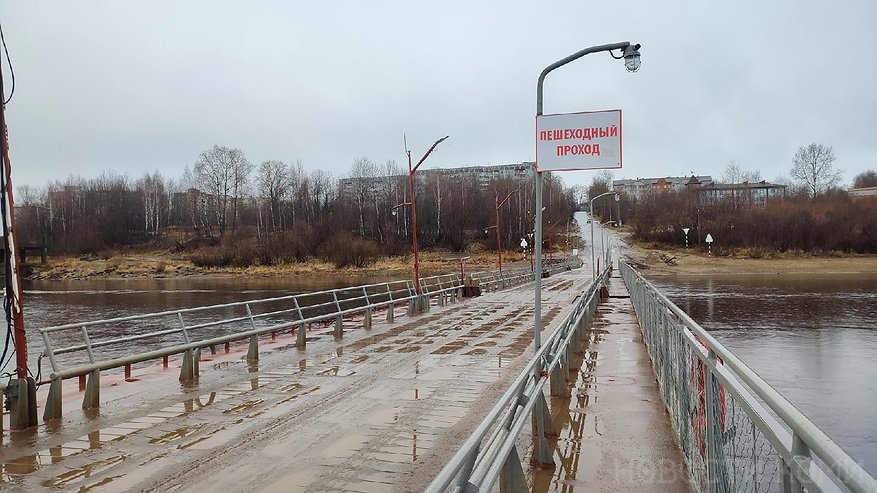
[1,58,37,429]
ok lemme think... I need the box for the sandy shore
[621,238,877,276]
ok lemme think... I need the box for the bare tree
[791,143,842,197]
[256,160,290,235]
[347,157,377,238]
[722,161,762,184]
[231,154,253,234]
[587,171,613,217]
[852,169,877,188]
[194,145,250,235]
[137,171,167,235]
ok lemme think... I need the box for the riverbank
[26,250,532,281]
[620,234,877,276]
[25,238,877,280]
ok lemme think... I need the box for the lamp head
[623,43,642,73]
[391,209,397,216]
[614,193,620,202]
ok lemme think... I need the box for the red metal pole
[495,196,502,276]
[0,69,27,379]
[408,152,421,295]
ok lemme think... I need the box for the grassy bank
[27,250,534,281]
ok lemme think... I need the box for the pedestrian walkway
[529,272,692,492]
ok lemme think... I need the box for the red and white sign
[536,109,622,172]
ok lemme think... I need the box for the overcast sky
[3,1,875,191]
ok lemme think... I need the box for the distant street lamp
[599,219,617,270]
[590,192,620,280]
[484,188,521,276]
[397,135,449,296]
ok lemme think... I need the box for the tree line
[587,143,877,255]
[14,146,577,267]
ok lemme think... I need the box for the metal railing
[36,258,583,422]
[37,273,464,421]
[470,257,580,293]
[620,261,877,493]
[425,264,608,492]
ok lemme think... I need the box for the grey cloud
[3,0,875,190]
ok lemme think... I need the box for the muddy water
[6,275,398,376]
[651,274,877,477]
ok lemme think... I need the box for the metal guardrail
[37,273,463,421]
[425,264,608,493]
[620,261,877,493]
[37,258,583,423]
[471,257,581,292]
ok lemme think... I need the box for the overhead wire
[0,19,14,104]
[0,16,15,377]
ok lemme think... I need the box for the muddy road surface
[0,269,590,492]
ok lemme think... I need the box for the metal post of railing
[293,297,306,347]
[420,279,430,312]
[406,281,416,316]
[245,304,260,361]
[331,292,344,337]
[177,313,190,344]
[783,435,809,493]
[386,284,395,323]
[41,332,59,374]
[80,326,96,363]
[361,287,372,329]
[80,326,100,409]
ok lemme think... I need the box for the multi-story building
[697,181,787,206]
[612,175,714,199]
[849,186,877,200]
[337,162,534,196]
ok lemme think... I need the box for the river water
[650,273,877,478]
[7,264,876,480]
[2,274,397,377]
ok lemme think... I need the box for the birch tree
[791,143,841,197]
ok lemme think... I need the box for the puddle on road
[149,424,204,445]
[1,360,322,487]
[317,366,356,377]
[432,340,467,354]
[223,399,264,414]
[277,383,303,393]
[41,455,128,489]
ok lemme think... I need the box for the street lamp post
[599,219,616,270]
[401,135,449,296]
[485,188,520,276]
[533,40,641,467]
[590,192,620,280]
